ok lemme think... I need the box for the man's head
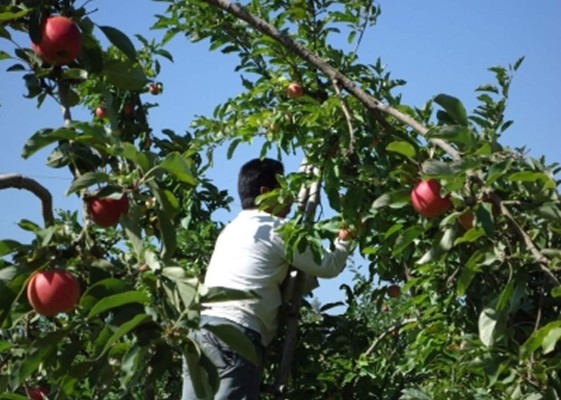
[238,158,290,216]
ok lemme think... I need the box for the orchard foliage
[0,0,560,399]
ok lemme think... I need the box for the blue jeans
[181,316,264,400]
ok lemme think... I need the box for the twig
[201,0,461,161]
[364,318,417,356]
[332,79,355,154]
[352,4,372,56]
[485,190,558,285]
[57,78,73,127]
[0,174,54,226]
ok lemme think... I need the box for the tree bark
[0,174,54,227]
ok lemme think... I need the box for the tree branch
[332,79,356,154]
[201,0,557,277]
[0,174,54,227]
[364,318,417,357]
[201,0,461,160]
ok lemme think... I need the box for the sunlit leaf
[160,152,197,185]
[385,141,416,158]
[66,172,111,195]
[478,308,499,347]
[87,291,149,319]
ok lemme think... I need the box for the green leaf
[162,267,189,280]
[87,291,149,319]
[99,25,137,61]
[80,278,133,312]
[157,208,177,260]
[100,314,154,356]
[0,240,23,257]
[551,286,561,298]
[22,128,77,159]
[121,143,151,172]
[121,343,149,387]
[66,172,111,195]
[426,125,475,146]
[392,226,423,257]
[478,307,499,347]
[457,250,487,296]
[508,171,556,189]
[385,141,416,158]
[434,94,469,126]
[204,324,258,366]
[0,9,31,21]
[62,68,88,80]
[537,204,561,225]
[422,158,480,178]
[184,339,215,399]
[0,394,27,400]
[543,327,561,354]
[0,340,12,352]
[370,190,410,210]
[160,152,197,185]
[18,327,71,385]
[417,227,456,265]
[521,321,561,359]
[104,59,147,91]
[475,202,495,238]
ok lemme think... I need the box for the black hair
[238,158,284,209]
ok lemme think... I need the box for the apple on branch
[95,106,108,119]
[87,194,130,228]
[411,179,452,218]
[31,16,82,66]
[387,284,401,298]
[287,82,304,99]
[27,270,80,317]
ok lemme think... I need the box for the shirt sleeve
[270,222,350,278]
[290,239,350,278]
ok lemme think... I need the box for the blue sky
[0,1,559,304]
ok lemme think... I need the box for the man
[182,158,352,400]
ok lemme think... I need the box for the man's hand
[338,228,353,242]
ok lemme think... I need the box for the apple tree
[155,0,561,399]
[0,1,246,398]
[0,0,560,399]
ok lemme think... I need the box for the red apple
[123,103,135,117]
[95,106,108,119]
[387,284,401,298]
[149,83,161,95]
[31,16,82,66]
[411,179,452,218]
[27,270,80,317]
[88,194,129,228]
[28,386,49,400]
[458,211,474,230]
[287,82,304,99]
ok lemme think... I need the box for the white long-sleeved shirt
[202,209,350,346]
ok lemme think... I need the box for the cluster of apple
[25,192,129,318]
[26,15,138,320]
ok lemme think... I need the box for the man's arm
[287,230,352,279]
